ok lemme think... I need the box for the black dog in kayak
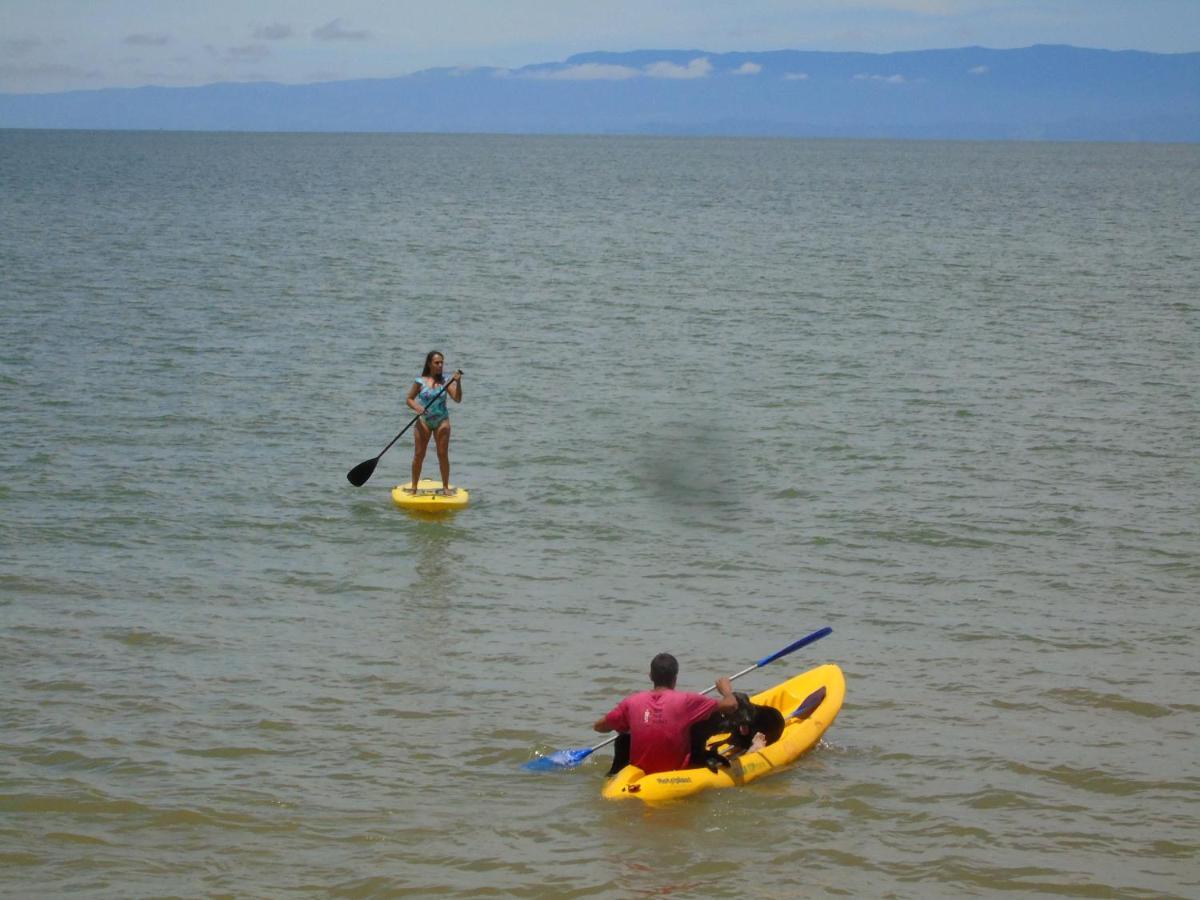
[689,692,786,773]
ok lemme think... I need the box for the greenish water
[1,130,1197,897]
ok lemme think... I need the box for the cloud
[313,18,371,41]
[510,57,715,81]
[853,73,907,84]
[0,61,95,79]
[253,24,293,41]
[732,62,762,76]
[2,38,41,56]
[227,45,270,63]
[784,72,810,81]
[968,65,989,75]
[125,34,170,47]
[645,57,712,79]
[525,63,641,80]
[205,44,270,64]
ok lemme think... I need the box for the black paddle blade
[346,456,379,487]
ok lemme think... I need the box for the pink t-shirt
[602,689,719,775]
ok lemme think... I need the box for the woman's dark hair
[650,653,679,688]
[421,350,444,382]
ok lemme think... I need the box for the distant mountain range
[2,45,1197,141]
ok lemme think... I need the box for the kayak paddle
[788,686,827,720]
[522,626,833,772]
[346,373,461,487]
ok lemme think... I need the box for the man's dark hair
[650,653,679,688]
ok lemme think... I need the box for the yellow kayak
[601,663,845,803]
[391,480,470,511]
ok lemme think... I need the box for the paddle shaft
[346,372,460,486]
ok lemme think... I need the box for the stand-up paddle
[523,626,833,772]
[346,371,461,487]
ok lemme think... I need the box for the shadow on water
[634,422,738,516]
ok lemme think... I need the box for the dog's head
[727,692,756,736]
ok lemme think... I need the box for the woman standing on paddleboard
[405,351,462,494]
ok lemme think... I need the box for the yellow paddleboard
[391,479,469,511]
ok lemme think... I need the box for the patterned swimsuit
[414,377,450,429]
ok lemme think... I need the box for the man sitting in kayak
[593,653,738,776]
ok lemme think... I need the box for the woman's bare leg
[411,420,432,491]
[434,421,453,492]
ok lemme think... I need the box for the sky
[2,0,1198,94]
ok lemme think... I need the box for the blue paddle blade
[788,686,827,721]
[522,747,594,772]
[757,627,832,667]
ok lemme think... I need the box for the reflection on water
[408,511,470,608]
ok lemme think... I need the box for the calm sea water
[1,130,1197,898]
